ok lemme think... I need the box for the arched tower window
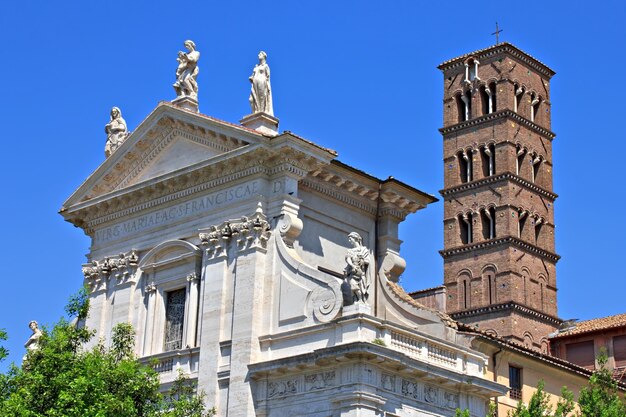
[534,216,544,244]
[480,85,490,116]
[480,82,497,115]
[458,272,472,310]
[460,90,472,120]
[518,209,529,239]
[465,58,480,83]
[457,149,473,183]
[489,81,497,112]
[521,268,530,305]
[516,145,527,176]
[514,84,524,113]
[481,206,496,239]
[537,275,548,312]
[459,212,473,244]
[524,332,534,349]
[455,93,466,123]
[480,143,496,177]
[483,266,497,305]
[530,93,541,122]
[531,153,542,183]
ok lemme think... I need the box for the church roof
[437,42,556,78]
[457,323,605,382]
[550,312,626,339]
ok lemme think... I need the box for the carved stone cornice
[450,302,562,325]
[301,163,433,218]
[439,237,560,263]
[199,205,271,259]
[82,250,139,291]
[65,146,328,234]
[91,117,250,198]
[439,109,555,140]
[440,172,558,201]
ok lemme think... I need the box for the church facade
[59,41,574,416]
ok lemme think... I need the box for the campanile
[438,43,560,351]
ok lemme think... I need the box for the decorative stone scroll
[199,203,271,258]
[82,250,139,291]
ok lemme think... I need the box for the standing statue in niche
[23,320,43,363]
[343,232,370,305]
[248,51,273,116]
[173,40,200,99]
[104,107,128,158]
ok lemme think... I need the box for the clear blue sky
[1,1,624,369]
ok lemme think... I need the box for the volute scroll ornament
[277,212,303,248]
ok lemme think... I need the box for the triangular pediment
[63,102,265,208]
[126,132,223,187]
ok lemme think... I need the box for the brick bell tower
[438,43,561,352]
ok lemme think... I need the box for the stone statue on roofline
[249,51,273,116]
[173,40,200,100]
[104,107,128,158]
[22,320,43,364]
[343,232,370,305]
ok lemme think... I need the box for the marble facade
[61,98,506,416]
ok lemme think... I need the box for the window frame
[508,365,523,400]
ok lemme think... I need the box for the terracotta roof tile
[551,313,626,338]
[386,281,457,329]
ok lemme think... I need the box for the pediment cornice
[63,102,266,210]
[63,144,332,233]
[300,162,437,218]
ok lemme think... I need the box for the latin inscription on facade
[94,181,260,244]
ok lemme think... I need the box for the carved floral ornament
[199,204,271,256]
[82,250,139,291]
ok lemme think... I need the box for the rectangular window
[164,288,186,351]
[565,340,595,370]
[509,365,522,400]
[614,335,626,368]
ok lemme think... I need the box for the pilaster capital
[82,249,140,292]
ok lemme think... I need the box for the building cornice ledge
[439,236,560,263]
[440,172,558,200]
[439,110,556,140]
[437,42,556,78]
[451,302,561,325]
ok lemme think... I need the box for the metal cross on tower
[492,22,503,45]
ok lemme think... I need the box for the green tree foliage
[455,409,471,417]
[0,288,214,417]
[0,328,7,362]
[577,353,626,417]
[158,371,215,417]
[507,380,575,417]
